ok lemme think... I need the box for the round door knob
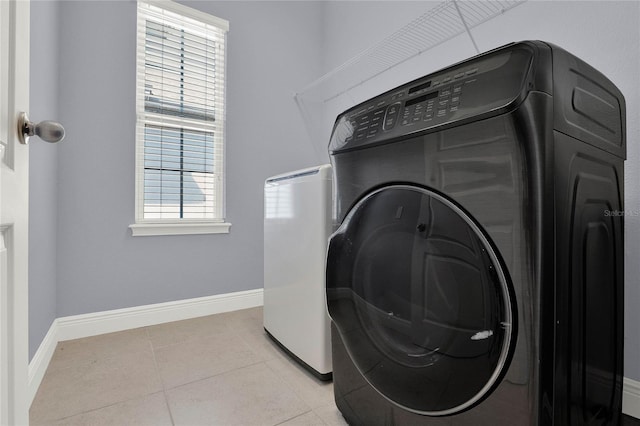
[18,112,65,145]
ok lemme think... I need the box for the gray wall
[29,0,640,384]
[54,1,323,317]
[319,1,640,381]
[29,0,60,360]
[29,0,324,359]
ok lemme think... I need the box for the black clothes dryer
[326,41,625,425]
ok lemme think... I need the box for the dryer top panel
[329,43,537,154]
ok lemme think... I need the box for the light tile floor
[30,307,348,426]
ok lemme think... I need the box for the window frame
[130,0,230,237]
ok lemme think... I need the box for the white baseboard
[27,287,640,421]
[55,288,263,342]
[27,320,59,404]
[623,377,640,419]
[28,288,264,405]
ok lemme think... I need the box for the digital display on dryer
[408,80,431,94]
[404,91,438,107]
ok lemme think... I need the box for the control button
[355,132,366,140]
[367,129,379,138]
[411,116,421,123]
[401,118,411,126]
[424,111,434,119]
[371,116,382,123]
[360,114,370,121]
[440,86,452,97]
[437,109,447,117]
[373,108,385,116]
[451,96,460,103]
[357,125,369,133]
[356,108,367,115]
[438,99,449,107]
[466,68,478,75]
[442,76,451,83]
[454,72,465,79]
[450,105,459,112]
[370,121,381,129]
[376,101,386,107]
[383,102,401,131]
[453,86,462,94]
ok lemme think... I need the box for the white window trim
[143,0,229,31]
[129,222,231,237]
[131,0,230,236]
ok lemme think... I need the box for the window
[131,1,230,236]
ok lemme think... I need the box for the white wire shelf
[297,0,527,103]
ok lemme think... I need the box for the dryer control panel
[329,44,536,153]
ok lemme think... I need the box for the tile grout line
[162,389,177,426]
[262,358,317,418]
[148,335,177,426]
[32,332,162,424]
[145,309,262,351]
[162,359,267,393]
[271,409,319,426]
[262,351,335,410]
[35,392,169,425]
[43,328,151,374]
[146,310,275,392]
[34,307,325,425]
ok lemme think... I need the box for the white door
[0,1,30,425]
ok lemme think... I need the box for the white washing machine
[263,164,332,379]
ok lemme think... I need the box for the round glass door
[326,185,516,416]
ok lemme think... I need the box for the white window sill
[129,222,231,237]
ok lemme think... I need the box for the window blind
[136,1,228,222]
